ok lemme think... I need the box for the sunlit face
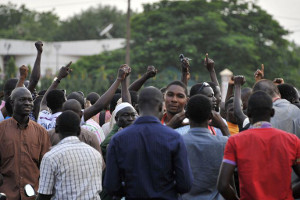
[164,85,187,115]
[12,90,33,116]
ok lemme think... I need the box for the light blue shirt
[182,127,228,200]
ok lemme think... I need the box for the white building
[0,38,126,76]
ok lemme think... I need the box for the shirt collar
[12,117,30,130]
[57,136,80,145]
[134,116,161,125]
[188,127,211,135]
[250,121,272,129]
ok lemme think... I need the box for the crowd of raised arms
[0,41,299,200]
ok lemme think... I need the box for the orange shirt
[227,121,239,135]
[0,118,51,200]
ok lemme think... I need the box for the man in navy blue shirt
[104,86,193,200]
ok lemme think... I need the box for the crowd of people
[0,41,299,200]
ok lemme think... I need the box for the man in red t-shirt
[217,91,300,200]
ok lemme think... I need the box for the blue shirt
[104,116,193,200]
[182,127,228,200]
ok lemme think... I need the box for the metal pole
[125,0,131,66]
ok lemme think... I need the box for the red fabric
[224,128,300,200]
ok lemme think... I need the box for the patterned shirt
[37,110,62,130]
[38,136,103,200]
[82,118,105,144]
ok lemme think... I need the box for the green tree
[5,57,17,79]
[53,5,127,41]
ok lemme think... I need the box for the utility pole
[125,0,131,66]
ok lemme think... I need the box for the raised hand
[57,61,72,80]
[205,53,215,72]
[254,64,264,82]
[166,111,186,129]
[146,65,157,78]
[234,75,246,86]
[35,41,43,53]
[117,64,131,80]
[273,78,284,85]
[19,65,29,78]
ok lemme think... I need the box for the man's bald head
[10,87,31,101]
[138,87,163,117]
[62,99,82,116]
[253,79,280,99]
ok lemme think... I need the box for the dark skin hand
[121,64,132,104]
[83,64,130,121]
[233,75,247,126]
[27,41,43,93]
[273,78,284,85]
[166,111,186,129]
[254,64,264,83]
[205,53,220,87]
[181,58,190,86]
[16,65,29,88]
[128,65,157,92]
[210,110,230,136]
[40,62,72,112]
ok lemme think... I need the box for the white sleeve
[243,117,250,128]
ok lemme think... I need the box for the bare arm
[180,57,190,86]
[128,65,157,91]
[28,41,43,93]
[217,162,239,200]
[211,110,230,136]
[121,64,131,104]
[233,76,247,126]
[254,64,264,83]
[225,76,234,103]
[292,164,300,198]
[39,62,72,112]
[16,65,28,88]
[205,53,220,87]
[83,65,130,121]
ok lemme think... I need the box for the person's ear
[158,102,163,113]
[9,98,13,108]
[270,108,275,117]
[115,114,118,122]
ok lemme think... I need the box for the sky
[2,0,300,44]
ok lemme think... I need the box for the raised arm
[211,110,230,136]
[180,56,190,86]
[128,65,157,91]
[121,64,131,104]
[225,76,234,103]
[205,53,220,87]
[27,41,43,93]
[39,62,72,112]
[233,76,247,126]
[16,65,28,88]
[83,65,130,121]
[254,64,264,83]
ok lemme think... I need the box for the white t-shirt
[37,110,62,131]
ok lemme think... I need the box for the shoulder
[29,120,48,133]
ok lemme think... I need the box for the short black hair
[166,81,188,96]
[207,82,219,95]
[190,82,211,97]
[253,79,280,98]
[110,93,121,113]
[46,89,65,111]
[38,90,47,96]
[3,78,18,92]
[67,92,84,109]
[247,91,273,117]
[86,92,100,105]
[186,94,211,123]
[277,83,298,103]
[56,110,80,136]
[138,86,163,110]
